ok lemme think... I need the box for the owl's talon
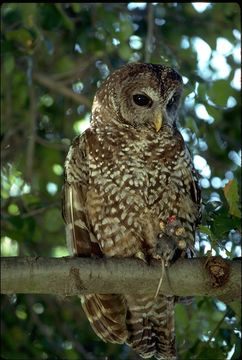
[177,239,186,249]
[135,251,147,262]
[175,226,185,236]
[153,254,162,261]
[159,220,165,230]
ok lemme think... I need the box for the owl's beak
[153,111,163,132]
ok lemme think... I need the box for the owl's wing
[82,294,128,344]
[62,131,128,344]
[190,165,202,223]
[175,154,201,306]
[62,134,95,256]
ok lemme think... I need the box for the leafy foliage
[1,3,241,360]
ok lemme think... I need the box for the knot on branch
[68,267,86,294]
[204,256,230,288]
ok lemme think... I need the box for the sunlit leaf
[223,179,241,218]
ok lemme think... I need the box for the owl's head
[92,63,183,132]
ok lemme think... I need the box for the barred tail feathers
[125,294,176,360]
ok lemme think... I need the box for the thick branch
[1,257,240,303]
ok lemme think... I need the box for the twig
[35,135,69,150]
[207,311,227,344]
[61,324,98,360]
[1,123,27,160]
[5,74,13,127]
[26,295,64,357]
[21,202,60,219]
[195,310,228,359]
[52,58,95,84]
[33,73,91,107]
[145,3,155,62]
[26,68,37,181]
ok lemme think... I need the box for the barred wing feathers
[62,132,128,344]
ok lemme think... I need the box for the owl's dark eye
[167,94,179,110]
[133,94,152,107]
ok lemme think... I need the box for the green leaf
[43,208,62,232]
[118,16,134,41]
[207,79,230,107]
[212,210,241,237]
[206,104,222,123]
[54,56,75,74]
[118,43,133,61]
[223,179,241,218]
[197,83,207,100]
[6,28,34,48]
[39,4,64,30]
[196,346,225,359]
[198,225,214,238]
[229,301,241,318]
[4,55,15,75]
[71,3,81,13]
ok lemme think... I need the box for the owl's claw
[153,254,162,261]
[134,251,147,263]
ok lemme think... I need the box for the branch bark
[1,256,240,303]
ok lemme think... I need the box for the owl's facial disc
[120,86,178,131]
[97,63,183,131]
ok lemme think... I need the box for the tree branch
[1,257,240,303]
[145,3,155,62]
[26,69,37,181]
[33,73,91,107]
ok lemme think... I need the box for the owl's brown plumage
[62,63,201,359]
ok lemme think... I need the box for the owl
[62,63,201,359]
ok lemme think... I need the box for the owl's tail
[125,294,176,360]
[81,293,176,359]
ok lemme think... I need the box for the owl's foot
[158,217,188,257]
[156,232,177,264]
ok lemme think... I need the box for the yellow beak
[153,111,163,132]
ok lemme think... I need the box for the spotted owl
[62,63,201,359]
